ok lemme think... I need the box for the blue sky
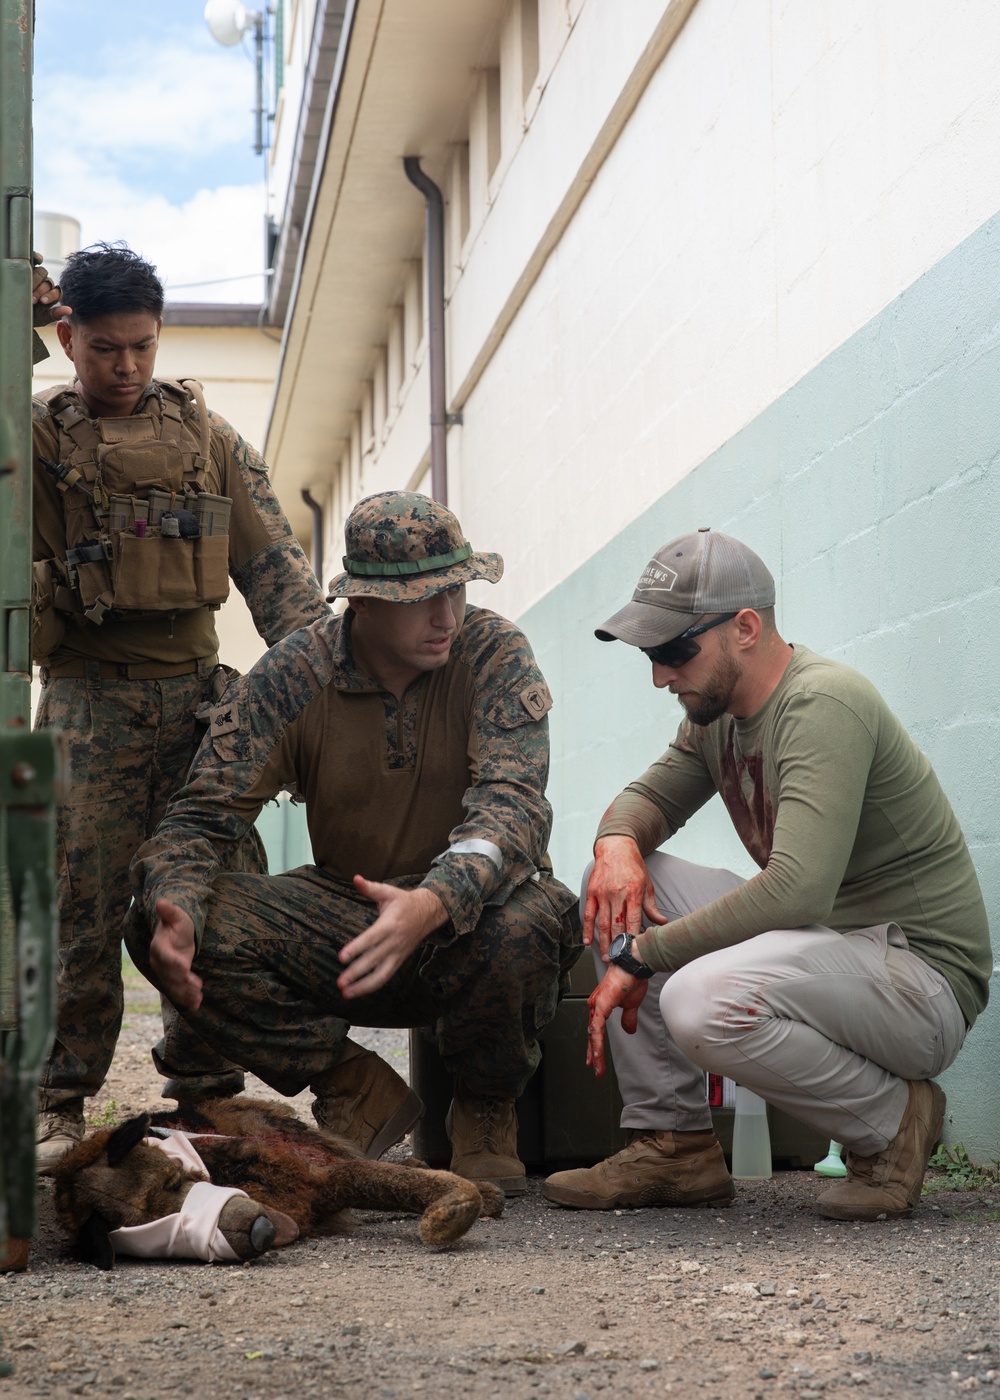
[33,0,271,301]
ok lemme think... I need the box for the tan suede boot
[816,1079,946,1221]
[446,1084,526,1196]
[542,1129,735,1210]
[311,1040,423,1159]
[36,1099,85,1177]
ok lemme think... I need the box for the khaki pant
[591,853,967,1155]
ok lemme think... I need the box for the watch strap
[609,934,655,980]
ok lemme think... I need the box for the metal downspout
[403,157,447,505]
[301,489,324,583]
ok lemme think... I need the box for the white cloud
[33,40,256,166]
[32,24,268,302]
[35,176,268,304]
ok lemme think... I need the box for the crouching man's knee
[659,961,724,1070]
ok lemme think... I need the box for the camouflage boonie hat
[327,490,504,601]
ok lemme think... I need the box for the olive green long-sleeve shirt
[599,646,990,1027]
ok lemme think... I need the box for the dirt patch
[2,982,997,1400]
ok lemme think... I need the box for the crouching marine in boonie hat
[327,490,504,603]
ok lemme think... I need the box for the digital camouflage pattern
[326,490,503,602]
[127,604,582,1095]
[131,606,564,942]
[126,864,580,1099]
[33,383,330,1105]
[35,672,255,1109]
[209,404,331,646]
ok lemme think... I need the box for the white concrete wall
[362,0,1000,623]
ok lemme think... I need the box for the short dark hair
[60,242,164,322]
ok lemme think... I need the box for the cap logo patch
[637,560,678,594]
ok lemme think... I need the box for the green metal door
[0,0,59,1304]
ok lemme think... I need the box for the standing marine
[31,243,330,1171]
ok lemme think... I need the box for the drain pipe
[403,156,448,505]
[301,489,324,582]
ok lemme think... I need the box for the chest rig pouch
[40,378,232,625]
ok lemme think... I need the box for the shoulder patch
[519,679,552,720]
[209,700,241,737]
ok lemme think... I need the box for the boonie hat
[327,490,503,602]
[596,527,775,647]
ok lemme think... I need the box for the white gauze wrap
[108,1133,246,1263]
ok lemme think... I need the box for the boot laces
[846,1149,878,1184]
[470,1097,506,1151]
[38,1108,83,1144]
[612,1133,658,1164]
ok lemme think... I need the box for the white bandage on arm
[432,838,503,871]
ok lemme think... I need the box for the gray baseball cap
[596,528,775,647]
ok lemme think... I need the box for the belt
[40,654,220,681]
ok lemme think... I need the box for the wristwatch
[607,932,655,979]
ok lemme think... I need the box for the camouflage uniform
[34,383,330,1108]
[126,561,582,1098]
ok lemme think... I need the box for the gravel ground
[2,992,998,1400]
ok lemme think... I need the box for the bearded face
[676,634,741,727]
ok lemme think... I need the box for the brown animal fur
[53,1096,504,1267]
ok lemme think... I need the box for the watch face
[609,933,629,960]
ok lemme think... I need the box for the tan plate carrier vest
[36,378,232,626]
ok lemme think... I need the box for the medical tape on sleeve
[432,838,503,871]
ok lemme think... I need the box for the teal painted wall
[522,211,1000,1158]
[255,797,313,874]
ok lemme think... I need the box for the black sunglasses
[640,612,737,668]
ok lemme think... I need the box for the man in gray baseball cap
[594,527,776,649]
[543,528,990,1221]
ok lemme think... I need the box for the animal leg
[327,1161,504,1246]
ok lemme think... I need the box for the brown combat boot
[36,1099,85,1177]
[816,1079,946,1221]
[446,1083,526,1196]
[542,1129,735,1210]
[311,1040,423,1159]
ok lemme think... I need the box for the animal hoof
[476,1182,505,1219]
[264,1208,300,1248]
[418,1185,483,1247]
[249,1215,276,1254]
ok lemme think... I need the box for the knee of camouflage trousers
[421,872,583,1099]
[123,868,582,1103]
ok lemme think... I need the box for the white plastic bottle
[731,1086,772,1180]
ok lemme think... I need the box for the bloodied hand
[584,834,667,959]
[587,964,649,1078]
